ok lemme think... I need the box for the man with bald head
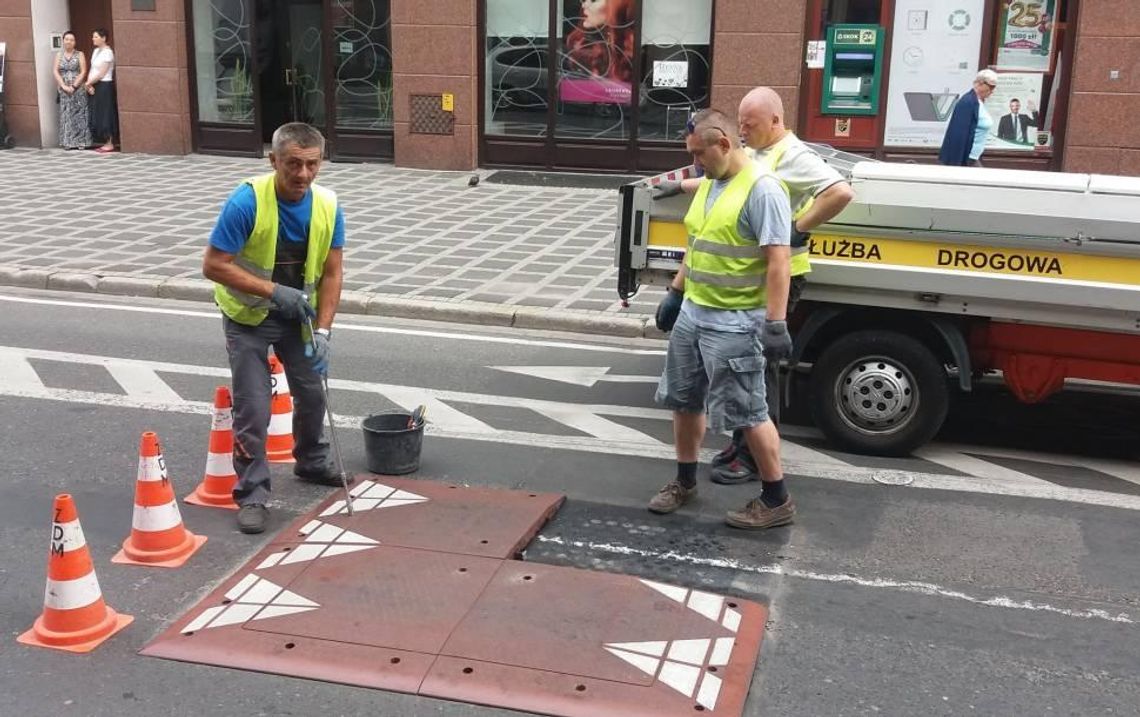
[649,108,797,530]
[656,88,855,485]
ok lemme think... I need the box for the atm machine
[821,24,884,116]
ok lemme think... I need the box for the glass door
[255,0,326,143]
[481,0,712,172]
[189,0,260,155]
[328,0,394,160]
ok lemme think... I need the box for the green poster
[995,0,1056,71]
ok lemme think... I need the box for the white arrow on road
[491,365,659,388]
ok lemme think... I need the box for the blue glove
[305,331,331,375]
[655,287,684,332]
[762,320,793,362]
[271,284,316,322]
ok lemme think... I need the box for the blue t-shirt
[209,184,346,255]
[682,174,791,332]
[970,96,993,160]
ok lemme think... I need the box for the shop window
[637,0,713,142]
[192,0,254,124]
[987,0,1065,153]
[555,0,638,140]
[484,0,551,138]
[333,0,393,130]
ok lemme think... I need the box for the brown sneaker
[648,480,697,514]
[725,497,796,530]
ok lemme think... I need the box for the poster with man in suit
[984,72,1045,151]
[997,98,1039,144]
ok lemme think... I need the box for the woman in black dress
[85,28,118,153]
[53,31,91,150]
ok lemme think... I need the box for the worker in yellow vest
[648,109,796,530]
[202,123,348,535]
[655,87,855,486]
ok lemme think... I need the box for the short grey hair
[974,69,999,87]
[271,122,325,156]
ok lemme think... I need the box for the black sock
[677,462,698,488]
[759,479,788,508]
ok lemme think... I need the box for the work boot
[710,449,759,485]
[648,480,697,514]
[725,497,796,530]
[710,441,737,468]
[237,504,269,534]
[295,464,356,487]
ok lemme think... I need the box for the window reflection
[193,0,254,124]
[334,0,393,130]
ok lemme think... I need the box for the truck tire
[809,330,949,456]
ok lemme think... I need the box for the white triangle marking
[687,591,724,622]
[362,483,397,500]
[605,640,667,657]
[658,661,701,698]
[696,671,723,710]
[273,589,319,608]
[604,647,660,677]
[238,577,284,605]
[252,604,318,621]
[667,639,711,666]
[279,543,326,566]
[350,480,374,497]
[257,551,287,570]
[183,605,226,634]
[208,603,261,628]
[376,498,427,509]
[722,608,742,633]
[709,637,734,666]
[306,522,345,543]
[334,529,379,545]
[224,574,260,602]
[321,543,377,559]
[388,489,427,502]
[319,500,346,517]
[640,579,688,603]
[298,519,323,535]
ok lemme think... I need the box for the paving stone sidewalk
[0,149,665,336]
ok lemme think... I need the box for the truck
[614,150,1140,456]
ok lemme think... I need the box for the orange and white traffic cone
[113,431,207,568]
[185,386,239,510]
[266,354,295,464]
[18,494,133,653]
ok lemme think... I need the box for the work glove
[655,286,684,332]
[271,284,316,322]
[651,180,684,200]
[762,320,793,362]
[789,222,810,250]
[305,331,331,376]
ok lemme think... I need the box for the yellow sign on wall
[441,93,454,112]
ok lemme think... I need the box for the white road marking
[0,294,665,355]
[538,536,1137,626]
[491,365,660,387]
[105,364,185,403]
[928,442,1140,488]
[0,350,46,389]
[531,406,664,445]
[912,447,1054,487]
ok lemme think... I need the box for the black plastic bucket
[362,413,424,475]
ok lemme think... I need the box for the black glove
[270,284,316,322]
[651,180,684,200]
[762,319,793,362]
[790,222,810,249]
[655,287,684,332]
[305,331,331,375]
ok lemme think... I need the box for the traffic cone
[113,432,207,568]
[266,354,295,464]
[185,386,239,510]
[18,494,133,653]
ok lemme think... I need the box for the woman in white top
[85,28,118,153]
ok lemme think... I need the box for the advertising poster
[995,0,1055,71]
[983,71,1044,151]
[883,0,986,147]
[560,0,635,105]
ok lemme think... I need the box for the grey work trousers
[224,314,330,506]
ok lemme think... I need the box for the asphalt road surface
[2,289,1137,717]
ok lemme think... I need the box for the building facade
[0,0,1134,174]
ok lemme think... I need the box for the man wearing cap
[648,108,797,530]
[202,122,349,535]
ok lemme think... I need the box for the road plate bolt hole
[480,540,489,544]
[221,598,231,604]
[463,667,474,674]
[708,666,718,673]
[390,657,401,665]
[285,642,295,650]
[727,602,737,608]
[575,684,586,692]
[529,494,537,497]
[523,575,533,581]
[458,567,468,573]
[183,631,194,637]
[695,706,706,712]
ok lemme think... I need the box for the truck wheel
[809,330,949,456]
